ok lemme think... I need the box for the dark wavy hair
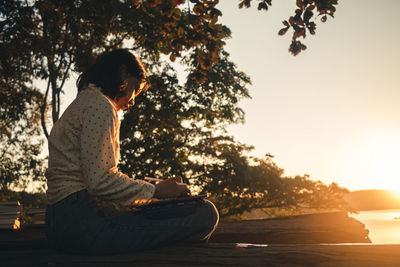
[77,49,148,99]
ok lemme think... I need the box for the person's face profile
[115,76,147,111]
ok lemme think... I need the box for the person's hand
[153,177,191,199]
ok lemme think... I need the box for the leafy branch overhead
[1,0,340,136]
[239,0,339,55]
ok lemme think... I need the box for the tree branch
[40,79,50,139]
[105,33,129,50]
[58,53,73,90]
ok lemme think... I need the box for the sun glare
[367,139,400,194]
[347,135,400,193]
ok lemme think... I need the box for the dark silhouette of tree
[0,80,46,192]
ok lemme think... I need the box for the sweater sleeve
[80,99,155,206]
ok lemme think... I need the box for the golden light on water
[351,209,400,244]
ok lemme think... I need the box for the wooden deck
[2,242,400,266]
[3,211,398,266]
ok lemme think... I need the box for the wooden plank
[0,202,20,229]
[1,244,400,266]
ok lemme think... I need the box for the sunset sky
[57,0,400,192]
[219,0,400,191]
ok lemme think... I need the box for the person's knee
[199,200,219,230]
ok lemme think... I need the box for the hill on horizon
[346,189,400,211]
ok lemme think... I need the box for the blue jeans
[45,189,219,255]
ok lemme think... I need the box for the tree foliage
[119,50,250,179]
[0,80,46,192]
[202,151,351,217]
[0,0,349,216]
[1,0,338,131]
[2,0,232,135]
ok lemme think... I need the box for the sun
[347,135,400,193]
[362,137,400,193]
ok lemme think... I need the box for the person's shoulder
[79,84,116,116]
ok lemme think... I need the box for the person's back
[46,84,152,206]
[46,86,111,204]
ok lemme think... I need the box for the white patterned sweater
[46,84,155,205]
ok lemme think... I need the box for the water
[350,209,400,244]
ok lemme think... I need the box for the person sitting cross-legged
[45,49,219,255]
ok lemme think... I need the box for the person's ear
[119,64,128,93]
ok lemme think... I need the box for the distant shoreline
[351,207,400,212]
[345,189,400,211]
